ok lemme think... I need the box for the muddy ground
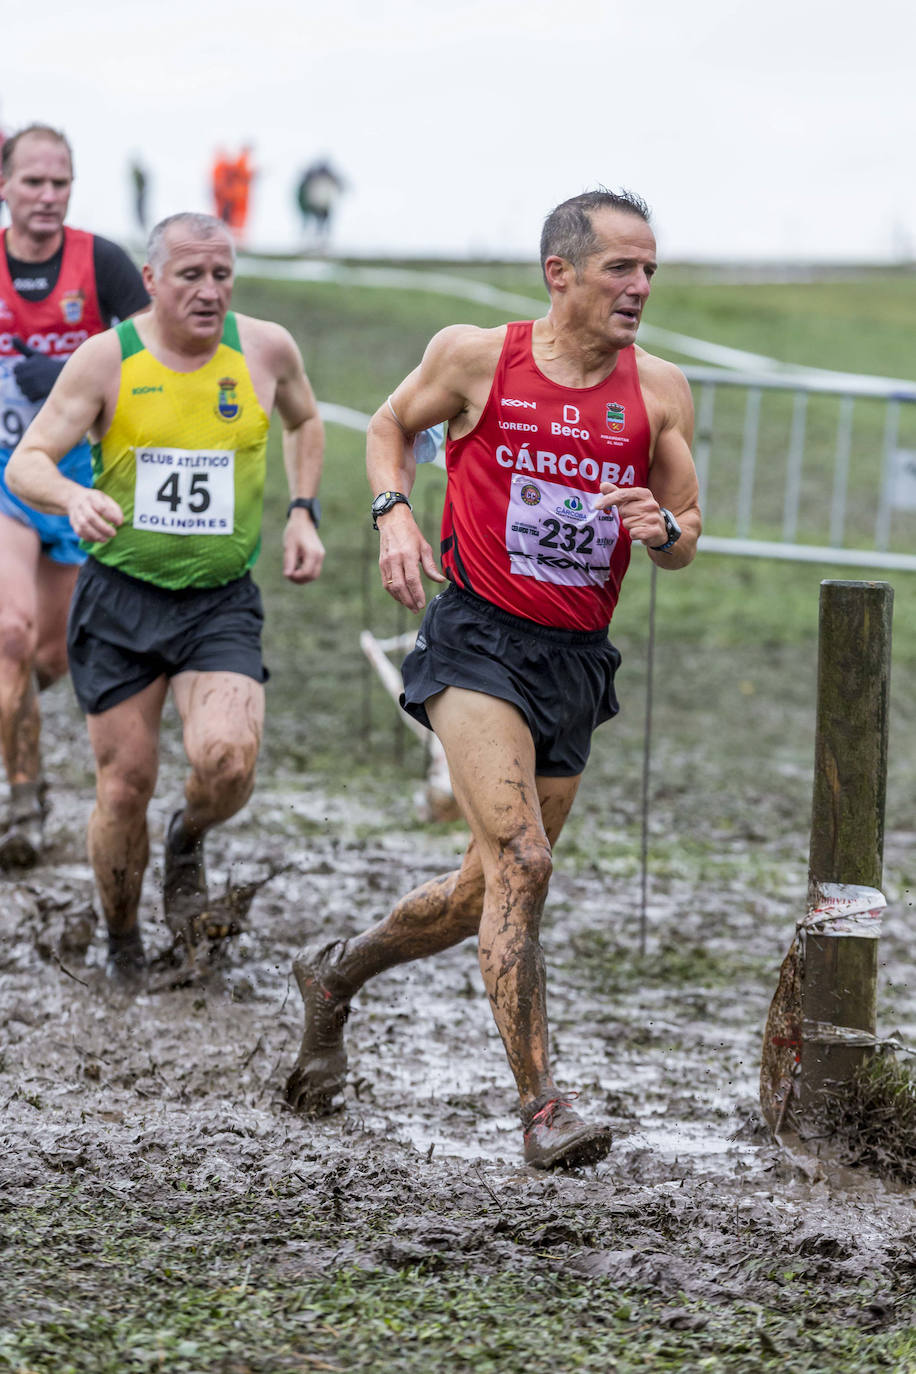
[2,658,915,1372]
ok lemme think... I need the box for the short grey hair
[146,212,235,278]
[540,188,651,285]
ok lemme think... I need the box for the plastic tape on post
[798,882,886,939]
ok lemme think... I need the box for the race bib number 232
[505,474,620,587]
[133,447,235,535]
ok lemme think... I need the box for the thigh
[87,675,168,784]
[427,686,581,864]
[171,670,265,762]
[0,512,41,623]
[34,558,79,654]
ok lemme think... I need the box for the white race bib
[505,473,619,587]
[133,447,235,536]
[0,357,38,450]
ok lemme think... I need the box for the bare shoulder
[62,327,122,381]
[75,328,123,363]
[235,313,301,372]
[634,346,692,405]
[423,322,507,380]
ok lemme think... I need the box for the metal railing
[684,367,916,571]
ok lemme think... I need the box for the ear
[141,262,156,297]
[544,255,572,292]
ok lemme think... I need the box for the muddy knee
[0,612,37,673]
[496,835,553,904]
[96,767,156,824]
[190,737,258,809]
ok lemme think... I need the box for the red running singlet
[441,321,651,630]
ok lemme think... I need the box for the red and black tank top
[441,321,652,630]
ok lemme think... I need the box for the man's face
[0,135,73,246]
[559,208,658,349]
[144,229,235,343]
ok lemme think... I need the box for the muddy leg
[285,850,485,1113]
[86,680,166,978]
[171,670,265,839]
[0,515,42,790]
[160,671,264,951]
[428,688,583,1113]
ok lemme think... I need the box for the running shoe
[522,1094,614,1169]
[163,809,209,947]
[105,926,147,987]
[285,940,352,1115]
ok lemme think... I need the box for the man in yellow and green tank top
[8,212,325,983]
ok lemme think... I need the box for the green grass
[3,1189,914,1373]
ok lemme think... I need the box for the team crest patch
[60,289,85,324]
[519,483,541,506]
[0,297,14,322]
[606,402,625,433]
[215,376,241,422]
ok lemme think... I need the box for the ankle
[107,924,144,954]
[168,809,204,855]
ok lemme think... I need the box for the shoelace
[525,1090,581,1134]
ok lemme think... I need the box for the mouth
[614,308,640,324]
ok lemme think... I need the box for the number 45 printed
[133,448,235,534]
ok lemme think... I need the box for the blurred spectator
[129,157,149,231]
[296,159,345,250]
[212,146,256,243]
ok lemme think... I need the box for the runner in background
[7,212,324,982]
[0,123,148,867]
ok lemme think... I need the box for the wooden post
[799,580,893,1116]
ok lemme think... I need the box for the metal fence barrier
[683,367,916,572]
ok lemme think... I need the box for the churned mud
[2,675,915,1358]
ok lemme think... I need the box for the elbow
[5,452,25,499]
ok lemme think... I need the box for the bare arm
[596,362,701,570]
[270,326,326,585]
[367,324,494,612]
[5,334,124,543]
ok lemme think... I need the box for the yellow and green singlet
[86,312,270,589]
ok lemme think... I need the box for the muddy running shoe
[163,809,209,948]
[0,782,45,870]
[285,940,352,1115]
[522,1095,614,1170]
[105,927,147,987]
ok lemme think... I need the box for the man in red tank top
[0,125,148,869]
[287,190,702,1169]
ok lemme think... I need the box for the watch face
[372,492,391,515]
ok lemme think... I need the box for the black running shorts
[400,584,621,777]
[67,557,268,716]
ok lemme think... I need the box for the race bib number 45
[133,447,235,535]
[506,474,620,587]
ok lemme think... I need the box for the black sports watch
[287,497,321,528]
[649,507,682,553]
[371,490,412,530]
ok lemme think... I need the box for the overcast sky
[5,0,915,263]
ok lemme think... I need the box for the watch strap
[287,497,321,527]
[372,490,412,530]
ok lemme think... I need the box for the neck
[533,311,621,387]
[143,309,225,370]
[5,225,64,264]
